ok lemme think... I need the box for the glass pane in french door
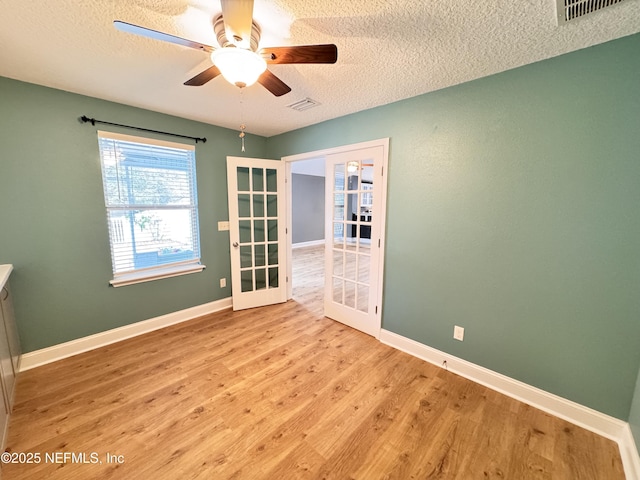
[237,165,281,293]
[330,158,372,313]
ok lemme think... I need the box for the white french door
[227,157,287,311]
[324,144,386,337]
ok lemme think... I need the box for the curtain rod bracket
[79,115,206,144]
[80,115,96,126]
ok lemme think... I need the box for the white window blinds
[97,131,201,281]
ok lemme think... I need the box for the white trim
[110,263,205,287]
[97,130,195,150]
[292,239,325,249]
[620,424,640,480]
[285,159,294,300]
[0,264,13,290]
[283,138,392,163]
[379,328,640,478]
[19,297,232,371]
[379,329,626,439]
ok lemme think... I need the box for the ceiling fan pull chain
[239,89,246,152]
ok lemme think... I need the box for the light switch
[454,325,464,341]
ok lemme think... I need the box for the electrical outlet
[220,278,226,288]
[453,325,464,341]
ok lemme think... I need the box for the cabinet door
[0,299,12,413]
[1,282,21,374]
[0,371,7,450]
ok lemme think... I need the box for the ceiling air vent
[287,98,320,112]
[557,0,626,23]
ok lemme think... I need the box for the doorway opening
[290,157,326,309]
[284,139,389,338]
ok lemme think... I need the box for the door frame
[282,138,390,338]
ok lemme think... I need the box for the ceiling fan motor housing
[213,14,261,51]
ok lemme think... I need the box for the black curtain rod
[79,115,206,144]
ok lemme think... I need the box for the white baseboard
[620,424,640,480]
[292,239,325,249]
[20,297,232,372]
[379,329,640,479]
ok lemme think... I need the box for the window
[361,182,373,208]
[98,131,204,287]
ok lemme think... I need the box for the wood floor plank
[260,440,326,480]
[2,244,626,479]
[352,374,460,478]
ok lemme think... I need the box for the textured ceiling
[1,0,639,137]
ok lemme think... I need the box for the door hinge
[378,238,381,248]
[286,276,289,283]
[375,305,378,314]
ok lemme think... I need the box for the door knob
[233,242,239,248]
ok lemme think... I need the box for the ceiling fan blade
[220,0,254,49]
[114,20,215,53]
[261,44,338,64]
[184,65,222,86]
[257,70,292,97]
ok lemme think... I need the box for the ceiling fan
[114,0,338,97]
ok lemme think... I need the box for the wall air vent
[557,0,626,23]
[287,98,320,112]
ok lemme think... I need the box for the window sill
[110,263,206,288]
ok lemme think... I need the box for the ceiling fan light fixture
[211,47,267,88]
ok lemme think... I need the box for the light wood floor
[2,245,625,479]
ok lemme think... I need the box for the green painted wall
[0,77,266,352]
[266,33,640,420]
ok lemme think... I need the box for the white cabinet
[0,303,8,450]
[1,281,21,377]
[0,265,21,449]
